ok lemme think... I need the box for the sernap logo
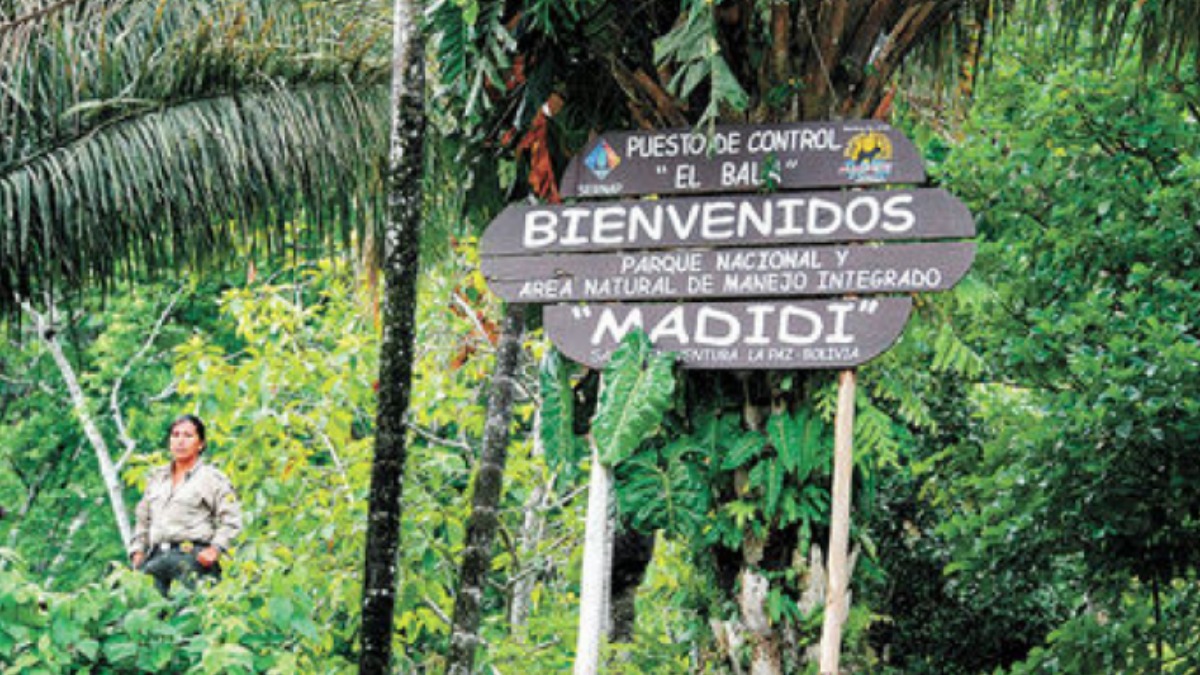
[840,131,893,183]
[584,140,621,180]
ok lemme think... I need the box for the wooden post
[819,368,857,674]
[575,436,614,674]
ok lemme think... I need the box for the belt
[153,540,210,554]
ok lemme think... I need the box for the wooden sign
[483,242,976,303]
[479,188,973,257]
[544,298,912,370]
[560,121,925,198]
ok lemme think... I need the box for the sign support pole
[819,368,857,674]
[575,436,613,674]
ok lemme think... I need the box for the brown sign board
[544,298,912,370]
[560,121,925,198]
[479,188,973,257]
[483,242,976,304]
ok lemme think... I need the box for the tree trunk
[741,568,782,675]
[509,474,550,632]
[446,304,527,674]
[24,303,133,551]
[358,0,426,671]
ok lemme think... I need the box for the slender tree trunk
[509,417,551,633]
[575,437,615,675]
[358,0,426,671]
[446,304,527,674]
[23,303,133,550]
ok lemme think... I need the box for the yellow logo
[841,131,894,182]
[181,541,194,553]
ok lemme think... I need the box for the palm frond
[1,0,391,315]
[1,82,389,312]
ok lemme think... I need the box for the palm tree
[0,0,391,314]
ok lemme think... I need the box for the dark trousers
[139,548,221,596]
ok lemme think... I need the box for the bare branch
[317,429,357,501]
[22,301,133,550]
[410,422,475,456]
[147,380,179,403]
[424,595,454,627]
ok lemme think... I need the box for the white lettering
[514,192,932,251]
[592,206,626,244]
[778,307,822,345]
[666,203,702,240]
[702,201,736,239]
[524,210,557,248]
[695,307,740,346]
[744,305,775,345]
[807,198,843,235]
[882,194,915,232]
[560,208,590,246]
[592,308,644,345]
[825,302,855,344]
[845,196,881,234]
[649,307,690,345]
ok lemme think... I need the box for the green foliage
[0,559,205,674]
[0,0,390,316]
[874,23,1200,673]
[1009,577,1200,674]
[591,331,677,467]
[427,0,515,132]
[538,348,585,478]
[653,0,749,127]
[5,259,431,671]
[935,39,1200,587]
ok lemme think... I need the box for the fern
[932,319,985,377]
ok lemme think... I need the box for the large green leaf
[538,347,583,470]
[591,331,677,467]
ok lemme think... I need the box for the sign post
[575,437,613,675]
[820,368,857,674]
[479,120,975,673]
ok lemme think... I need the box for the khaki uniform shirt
[129,459,242,556]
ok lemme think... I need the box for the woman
[128,414,242,595]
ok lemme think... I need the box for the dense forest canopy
[1,0,1198,672]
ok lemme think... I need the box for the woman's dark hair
[169,414,208,452]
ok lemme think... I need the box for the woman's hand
[131,551,145,569]
[197,545,221,568]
